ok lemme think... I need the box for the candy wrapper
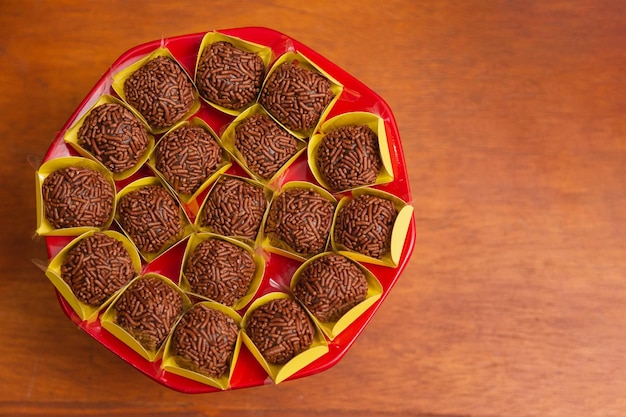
[195,174,272,247]
[63,94,155,180]
[179,233,265,310]
[290,252,382,340]
[308,111,394,192]
[112,47,201,134]
[241,292,328,384]
[194,31,274,115]
[259,51,343,139]
[44,230,142,322]
[115,176,193,261]
[35,156,116,236]
[148,117,232,204]
[101,274,192,362]
[220,104,306,186]
[261,181,337,261]
[331,188,414,267]
[161,301,243,390]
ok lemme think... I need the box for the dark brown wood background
[2,1,626,416]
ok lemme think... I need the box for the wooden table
[2,1,625,416]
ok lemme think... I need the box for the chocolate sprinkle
[246,298,314,365]
[234,114,299,180]
[124,56,195,129]
[114,276,184,351]
[61,233,135,307]
[41,166,114,229]
[171,304,239,378]
[184,239,256,306]
[259,61,334,132]
[196,41,265,111]
[77,103,149,173]
[155,125,223,195]
[293,254,368,322]
[264,187,335,257]
[334,195,397,259]
[316,125,382,191]
[199,177,267,240]
[117,185,183,253]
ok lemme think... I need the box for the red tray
[42,27,415,393]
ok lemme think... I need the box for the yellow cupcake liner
[241,292,328,384]
[161,301,243,390]
[195,31,274,116]
[35,156,116,236]
[308,111,394,192]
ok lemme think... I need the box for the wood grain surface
[2,1,626,416]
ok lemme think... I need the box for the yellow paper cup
[161,301,243,390]
[261,181,337,261]
[111,47,201,134]
[63,94,155,181]
[35,156,116,236]
[241,292,328,384]
[259,51,343,139]
[115,177,193,262]
[148,117,232,204]
[195,31,274,115]
[44,230,142,323]
[290,252,383,340]
[331,188,414,267]
[101,274,192,362]
[308,112,394,192]
[179,232,265,310]
[220,103,306,186]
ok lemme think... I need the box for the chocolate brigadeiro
[77,103,149,173]
[42,166,114,229]
[293,253,368,323]
[114,276,184,351]
[196,41,265,111]
[171,304,239,378]
[155,125,223,195]
[124,56,195,129]
[61,233,135,307]
[199,177,267,240]
[184,239,256,306]
[117,185,183,254]
[264,187,335,257]
[259,61,334,132]
[334,194,397,259]
[245,298,314,365]
[234,114,299,180]
[316,125,382,191]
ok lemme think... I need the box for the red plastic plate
[42,27,415,393]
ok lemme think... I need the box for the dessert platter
[34,27,415,393]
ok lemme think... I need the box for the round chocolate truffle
[155,125,222,195]
[234,114,299,180]
[334,194,397,259]
[41,166,114,229]
[316,125,382,191]
[245,298,314,365]
[199,177,267,240]
[77,103,149,173]
[196,41,265,111]
[114,276,184,351]
[171,304,239,378]
[184,239,256,306]
[259,61,334,132]
[61,233,135,306]
[264,187,335,257]
[117,185,183,253]
[293,254,368,322]
[123,56,195,129]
